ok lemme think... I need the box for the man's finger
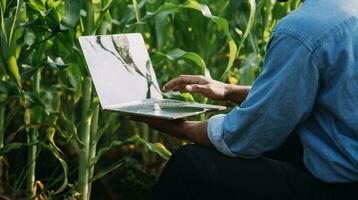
[163,75,204,91]
[171,84,186,92]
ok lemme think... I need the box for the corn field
[0,0,300,199]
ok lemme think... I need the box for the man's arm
[128,116,213,147]
[180,121,213,147]
[206,34,320,157]
[224,84,251,105]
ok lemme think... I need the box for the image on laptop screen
[79,33,162,108]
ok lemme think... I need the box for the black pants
[149,134,358,200]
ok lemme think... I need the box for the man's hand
[162,75,229,101]
[127,115,213,147]
[162,75,251,104]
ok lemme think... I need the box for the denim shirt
[207,0,358,182]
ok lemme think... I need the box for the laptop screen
[79,33,162,109]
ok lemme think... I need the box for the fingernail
[185,85,192,91]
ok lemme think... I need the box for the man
[130,0,358,199]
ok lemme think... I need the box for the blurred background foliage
[0,0,300,199]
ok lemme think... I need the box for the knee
[157,145,202,181]
[151,145,208,199]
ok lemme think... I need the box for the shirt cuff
[207,114,237,157]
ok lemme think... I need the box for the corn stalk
[26,68,42,199]
[26,128,38,198]
[75,0,96,198]
[85,0,95,35]
[77,77,93,200]
[87,102,99,200]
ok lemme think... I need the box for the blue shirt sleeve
[207,33,320,157]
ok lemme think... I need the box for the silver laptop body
[79,33,226,119]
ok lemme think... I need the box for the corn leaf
[181,1,237,80]
[92,113,119,144]
[139,1,237,80]
[91,159,125,182]
[236,0,257,57]
[47,127,63,154]
[132,0,140,22]
[239,53,259,84]
[155,48,208,76]
[128,135,171,160]
[46,56,69,70]
[37,142,68,194]
[61,0,81,29]
[89,140,124,166]
[0,142,30,155]
[7,55,21,88]
[91,135,172,166]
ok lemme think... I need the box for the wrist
[180,121,212,147]
[223,84,251,104]
[222,83,234,101]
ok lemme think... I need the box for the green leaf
[20,91,45,108]
[47,127,63,154]
[91,135,172,166]
[139,1,237,81]
[143,142,172,160]
[132,0,140,22]
[24,29,36,46]
[1,140,67,193]
[7,55,21,89]
[0,142,29,155]
[180,1,237,80]
[141,3,180,21]
[90,140,124,166]
[272,1,290,20]
[156,48,208,76]
[129,135,171,160]
[236,0,257,57]
[31,105,44,123]
[0,83,8,102]
[4,104,20,131]
[61,0,81,29]
[66,65,82,103]
[8,0,22,46]
[46,56,69,70]
[23,91,45,108]
[37,142,68,194]
[21,64,41,78]
[91,0,117,34]
[154,12,170,50]
[92,113,119,144]
[239,53,259,85]
[91,159,125,182]
[179,92,195,102]
[57,112,83,149]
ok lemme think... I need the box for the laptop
[79,33,226,119]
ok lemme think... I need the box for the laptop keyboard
[120,99,193,112]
